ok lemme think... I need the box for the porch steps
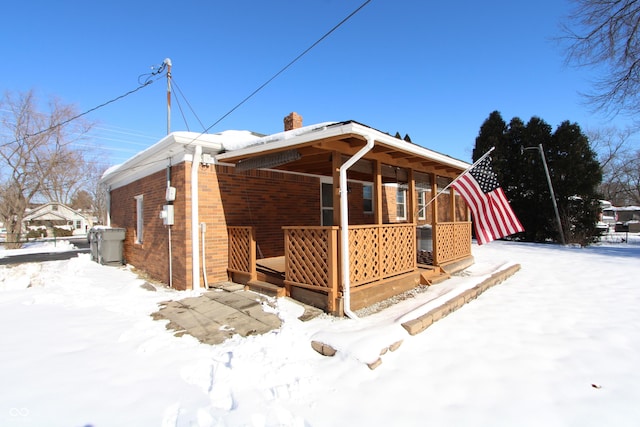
[245,280,287,298]
[418,264,450,286]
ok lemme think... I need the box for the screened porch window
[363,184,373,213]
[417,191,426,220]
[396,187,407,220]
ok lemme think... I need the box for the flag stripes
[452,156,524,245]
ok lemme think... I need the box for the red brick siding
[110,165,190,290]
[110,162,388,289]
[214,166,321,257]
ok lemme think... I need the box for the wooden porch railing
[283,226,339,289]
[433,221,472,265]
[283,223,416,289]
[348,223,416,287]
[227,226,256,281]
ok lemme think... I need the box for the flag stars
[470,157,500,193]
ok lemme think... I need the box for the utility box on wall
[160,205,174,225]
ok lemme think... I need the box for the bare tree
[562,0,640,115]
[38,147,91,204]
[0,90,92,248]
[589,126,640,204]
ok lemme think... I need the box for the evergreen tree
[472,112,603,245]
[550,121,602,245]
[473,111,507,163]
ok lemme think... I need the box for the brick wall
[110,161,405,290]
[214,165,321,257]
[109,164,190,290]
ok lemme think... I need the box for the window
[52,204,58,211]
[321,181,333,226]
[363,184,373,213]
[396,187,407,220]
[135,195,144,244]
[75,220,82,229]
[417,191,426,220]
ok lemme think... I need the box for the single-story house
[101,113,473,316]
[603,205,640,232]
[22,202,92,235]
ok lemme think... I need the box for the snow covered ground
[1,235,639,427]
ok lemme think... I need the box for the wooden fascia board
[220,140,319,164]
[312,135,366,153]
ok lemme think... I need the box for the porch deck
[228,224,468,315]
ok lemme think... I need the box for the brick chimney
[284,112,303,131]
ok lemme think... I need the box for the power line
[99,0,371,176]
[198,0,372,137]
[172,77,207,132]
[2,72,164,147]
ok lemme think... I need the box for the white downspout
[339,135,375,319]
[106,189,111,227]
[191,145,202,290]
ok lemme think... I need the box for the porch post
[373,159,382,225]
[332,151,341,226]
[450,185,456,222]
[407,169,415,224]
[431,173,439,264]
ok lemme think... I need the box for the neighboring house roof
[23,203,89,223]
[604,206,640,212]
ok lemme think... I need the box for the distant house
[603,204,640,232]
[101,113,473,315]
[23,202,92,235]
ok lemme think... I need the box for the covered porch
[219,121,473,316]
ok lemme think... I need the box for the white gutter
[191,145,202,290]
[216,121,469,172]
[339,135,375,319]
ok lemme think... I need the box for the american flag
[452,156,524,245]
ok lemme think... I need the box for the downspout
[339,135,375,319]
[166,164,173,289]
[201,222,208,288]
[191,145,202,290]
[106,188,111,227]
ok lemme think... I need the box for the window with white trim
[396,187,407,220]
[363,184,373,214]
[320,180,333,226]
[417,190,426,220]
[135,194,144,244]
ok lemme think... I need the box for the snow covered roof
[604,206,640,212]
[22,203,88,223]
[102,120,470,190]
[101,130,262,189]
[216,120,470,173]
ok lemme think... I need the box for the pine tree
[472,112,603,244]
[550,121,602,245]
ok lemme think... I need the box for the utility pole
[523,143,566,245]
[164,58,172,135]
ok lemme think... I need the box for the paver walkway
[152,288,284,345]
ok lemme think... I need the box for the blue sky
[1,0,633,166]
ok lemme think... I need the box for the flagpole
[417,146,495,217]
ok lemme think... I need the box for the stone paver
[153,289,283,345]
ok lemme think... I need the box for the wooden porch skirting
[228,224,473,316]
